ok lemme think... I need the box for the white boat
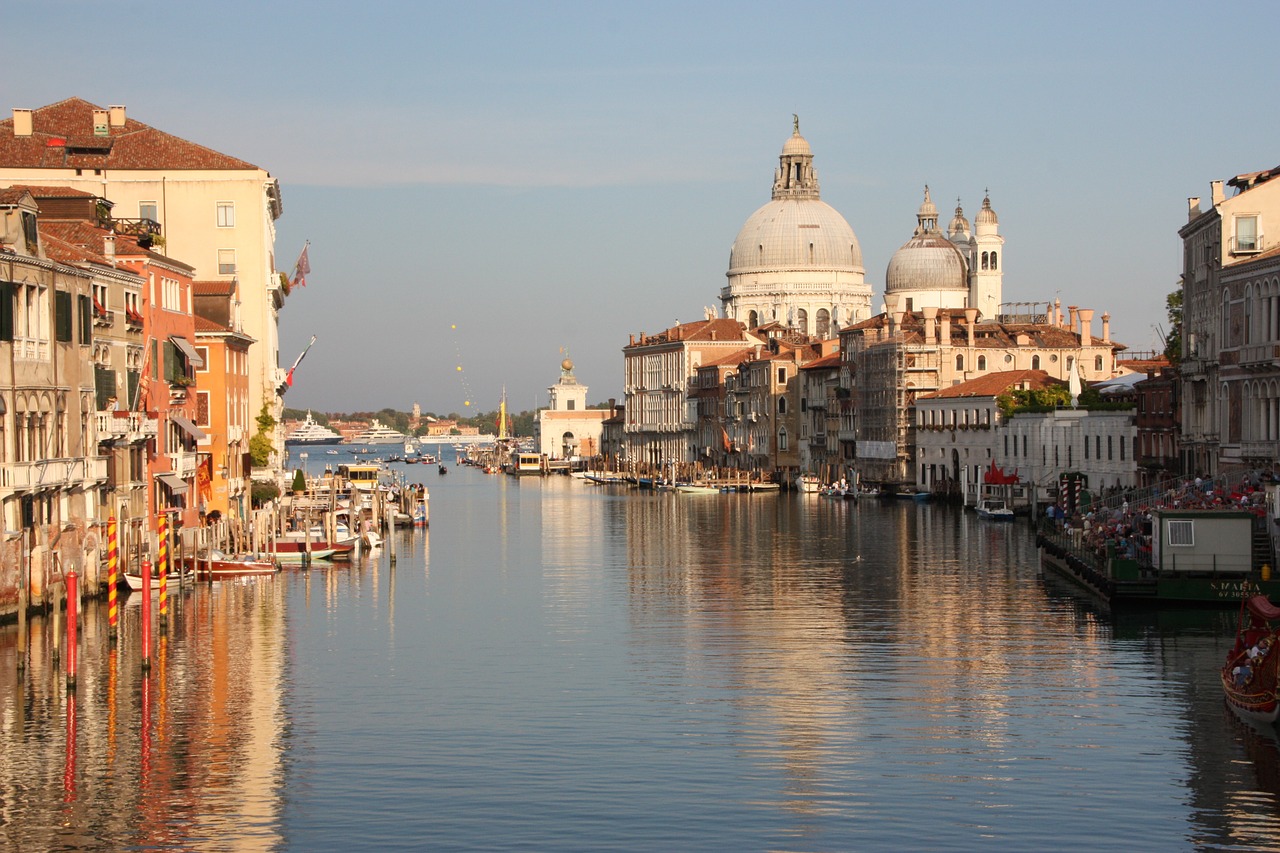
[286,411,343,446]
[675,484,720,494]
[344,419,407,445]
[795,473,822,493]
[976,498,1015,520]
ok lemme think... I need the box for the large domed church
[722,118,872,337]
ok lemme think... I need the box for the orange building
[194,282,254,521]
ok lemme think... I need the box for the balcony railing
[0,456,108,491]
[169,450,199,479]
[95,411,158,442]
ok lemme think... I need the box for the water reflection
[4,471,1280,850]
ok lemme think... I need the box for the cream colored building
[0,99,287,473]
[1179,163,1280,476]
[721,118,872,335]
[535,358,611,461]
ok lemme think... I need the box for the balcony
[169,450,199,479]
[96,411,158,442]
[1239,344,1280,368]
[0,456,108,491]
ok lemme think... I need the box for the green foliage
[1163,289,1183,365]
[291,469,306,492]
[251,481,280,507]
[997,385,1135,416]
[249,432,274,467]
[282,407,330,426]
[255,402,276,433]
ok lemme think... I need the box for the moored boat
[1222,594,1280,724]
[121,568,192,592]
[976,498,1015,520]
[675,483,720,494]
[344,419,407,445]
[285,411,343,446]
[176,550,279,581]
[795,473,821,493]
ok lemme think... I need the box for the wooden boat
[121,568,192,592]
[675,483,720,494]
[1222,594,1280,723]
[176,551,279,581]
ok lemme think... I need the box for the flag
[280,335,317,394]
[721,427,731,452]
[197,456,214,503]
[291,242,311,288]
[133,339,152,411]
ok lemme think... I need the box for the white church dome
[729,198,864,274]
[885,186,968,294]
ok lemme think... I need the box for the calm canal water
[3,463,1280,851]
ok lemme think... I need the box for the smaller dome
[918,185,937,221]
[781,130,811,157]
[976,193,998,225]
[885,233,968,293]
[948,199,969,235]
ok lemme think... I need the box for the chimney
[103,234,115,261]
[922,306,938,343]
[1053,297,1062,327]
[1101,312,1111,344]
[92,109,109,137]
[1079,308,1094,348]
[1068,305,1078,332]
[964,308,977,347]
[1211,180,1225,206]
[890,311,904,338]
[939,312,951,345]
[12,108,33,136]
[1188,197,1201,222]
[108,105,126,127]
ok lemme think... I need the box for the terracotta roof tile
[193,280,235,296]
[0,97,261,171]
[193,316,231,334]
[7,184,96,198]
[920,369,1065,400]
[800,352,842,370]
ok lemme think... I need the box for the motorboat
[1222,595,1280,724]
[675,484,720,494]
[176,550,279,581]
[795,473,821,493]
[286,411,343,446]
[976,498,1015,520]
[344,419,407,445]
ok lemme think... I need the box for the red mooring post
[140,559,152,671]
[65,570,78,690]
[107,516,119,643]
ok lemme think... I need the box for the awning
[169,335,204,368]
[156,473,189,494]
[170,414,207,441]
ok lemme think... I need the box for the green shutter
[95,367,117,410]
[55,290,72,342]
[127,370,140,407]
[78,294,92,344]
[0,282,13,342]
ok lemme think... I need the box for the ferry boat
[344,419,406,445]
[508,452,544,476]
[286,411,343,446]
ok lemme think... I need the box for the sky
[9,1,1280,415]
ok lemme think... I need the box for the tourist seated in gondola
[1234,662,1254,687]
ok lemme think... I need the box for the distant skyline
[10,1,1279,413]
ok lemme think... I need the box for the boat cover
[1247,594,1280,622]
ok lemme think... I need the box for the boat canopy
[1247,595,1280,623]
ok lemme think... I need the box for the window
[1167,519,1194,546]
[195,346,209,372]
[216,202,235,228]
[778,428,788,451]
[1236,215,1259,252]
[1120,435,1126,461]
[977,355,986,370]
[196,391,211,427]
[1107,435,1113,460]
[78,294,92,344]
[0,282,14,341]
[1031,355,1041,370]
[956,354,964,371]
[990,251,998,271]
[777,367,786,384]
[566,400,575,411]
[139,201,158,223]
[1094,355,1103,372]
[981,251,989,270]
[778,397,787,414]
[55,290,72,342]
[218,249,236,276]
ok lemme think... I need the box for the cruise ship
[285,411,343,446]
[344,419,407,445]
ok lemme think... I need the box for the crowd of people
[1043,467,1276,568]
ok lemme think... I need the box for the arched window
[1031,355,1041,370]
[977,355,987,370]
[1066,356,1074,372]
[778,397,787,415]
[748,310,758,328]
[956,354,964,371]
[1094,355,1103,372]
[816,309,831,338]
[981,251,989,270]
[778,427,788,452]
[990,251,998,271]
[796,308,808,335]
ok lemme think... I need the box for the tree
[1163,288,1183,366]
[249,402,277,467]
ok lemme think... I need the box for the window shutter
[78,294,92,344]
[0,282,13,341]
[55,290,72,342]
